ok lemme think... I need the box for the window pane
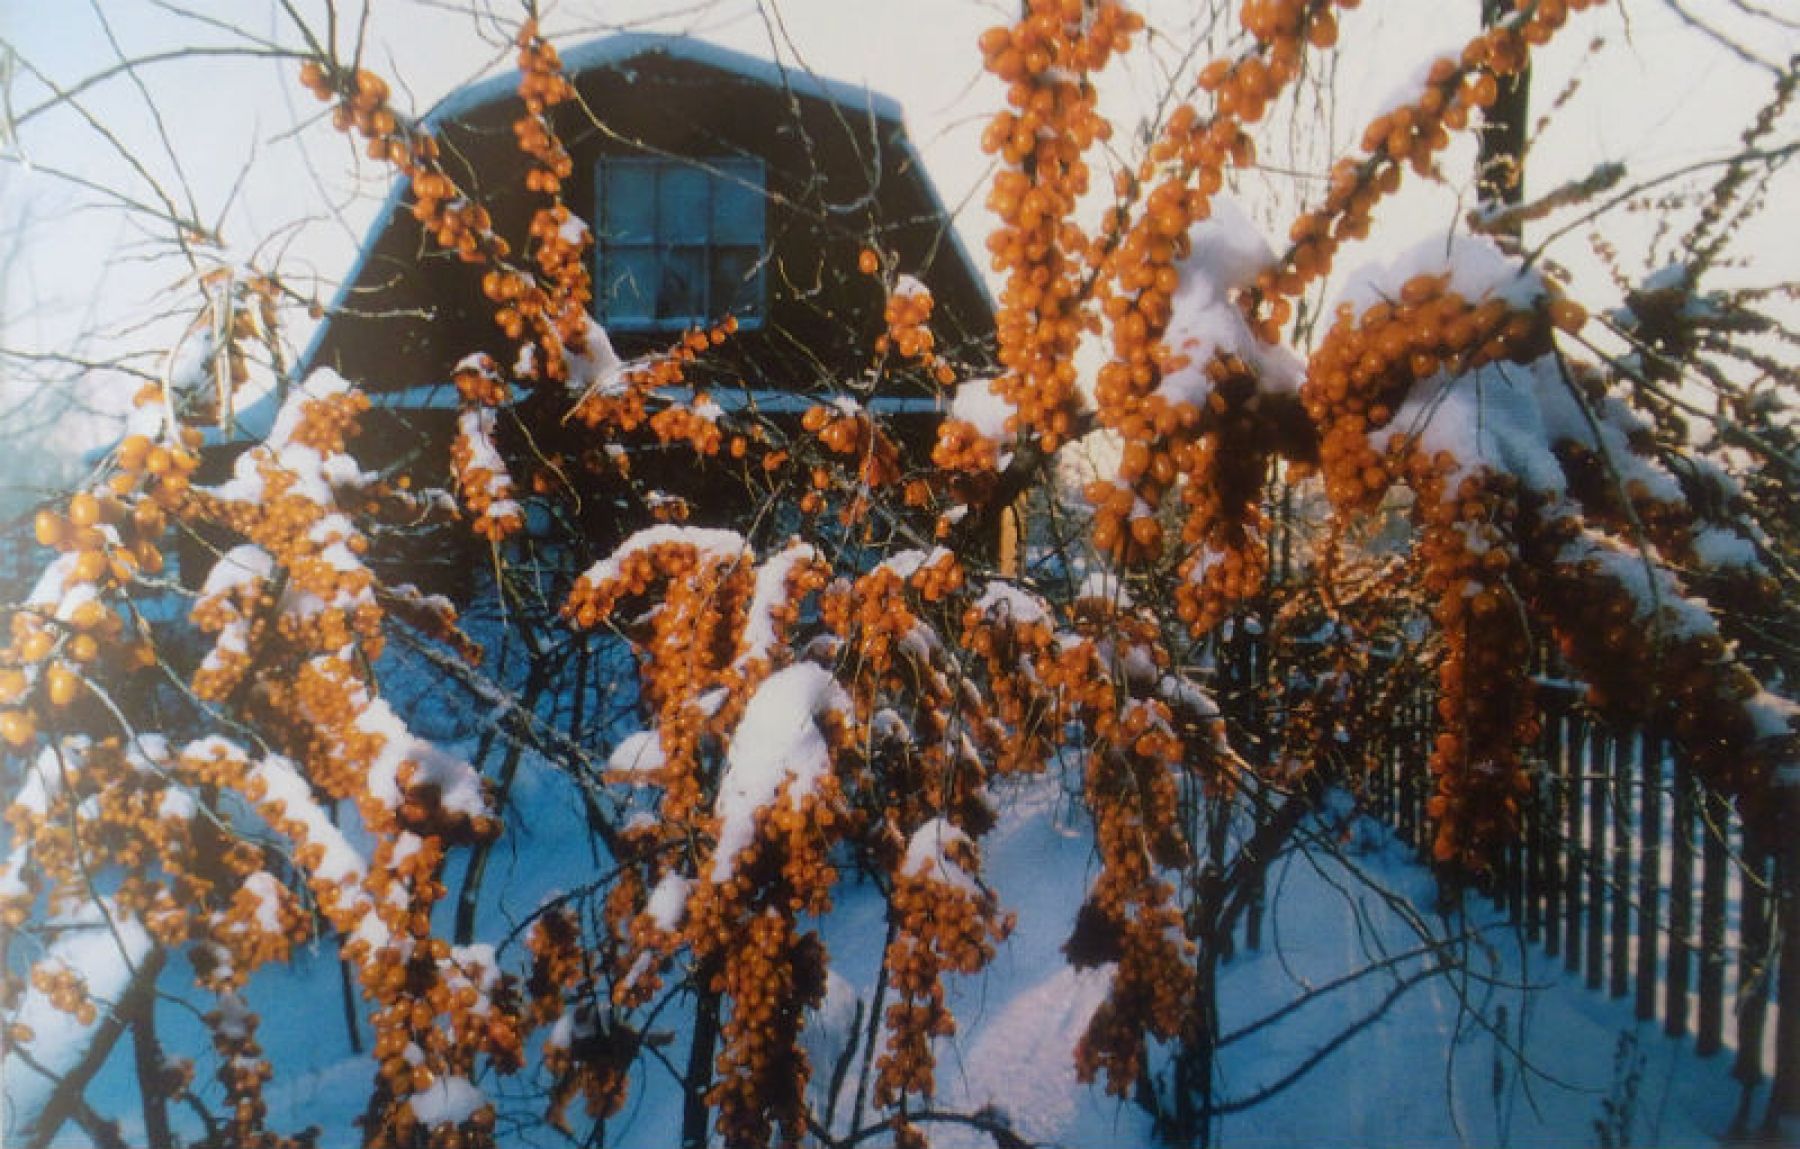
[600,163,655,243]
[712,246,763,318]
[658,166,709,240]
[601,246,657,323]
[711,161,764,245]
[658,246,707,323]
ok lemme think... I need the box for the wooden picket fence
[1361,674,1790,1123]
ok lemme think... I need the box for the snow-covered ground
[9,627,1754,1148]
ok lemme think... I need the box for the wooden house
[282,33,994,475]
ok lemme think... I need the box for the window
[593,156,767,332]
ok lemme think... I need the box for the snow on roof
[427,33,904,128]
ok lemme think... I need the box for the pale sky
[0,0,1793,485]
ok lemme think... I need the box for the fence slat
[1697,788,1729,1057]
[1542,703,1564,960]
[1732,833,1772,1108]
[1609,731,1631,999]
[1586,728,1606,992]
[1635,734,1662,1022]
[1565,715,1587,975]
[1666,760,1695,1039]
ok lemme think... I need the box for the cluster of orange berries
[452,353,510,408]
[802,403,902,489]
[299,58,503,265]
[1200,0,1351,127]
[565,537,759,822]
[303,39,597,391]
[523,205,594,357]
[451,407,524,542]
[929,415,1004,476]
[1531,518,1783,806]
[702,909,824,1149]
[30,962,97,1025]
[1172,364,1283,631]
[1092,0,1350,430]
[1083,479,1161,564]
[875,831,1010,1108]
[203,993,283,1146]
[1071,746,1192,1094]
[253,655,378,802]
[1305,276,1574,512]
[1409,462,1538,868]
[569,317,736,440]
[980,0,1142,451]
[871,271,957,386]
[513,22,576,190]
[961,593,1060,774]
[530,910,634,1130]
[907,549,966,604]
[1014,615,1200,1095]
[821,568,925,696]
[648,397,725,459]
[1250,1,1595,321]
[12,741,201,936]
[5,478,177,741]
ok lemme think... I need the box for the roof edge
[428,32,906,127]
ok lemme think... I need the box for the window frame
[592,155,769,334]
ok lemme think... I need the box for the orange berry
[1548,297,1587,334]
[67,493,99,529]
[18,630,54,663]
[45,663,78,707]
[33,512,64,547]
[0,709,35,747]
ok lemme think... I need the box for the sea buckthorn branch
[451,404,526,543]
[511,19,594,372]
[873,820,1012,1117]
[1246,0,1602,327]
[1072,0,1351,606]
[299,35,590,392]
[803,400,904,502]
[1265,545,1434,791]
[978,0,1145,453]
[564,532,868,1145]
[807,558,1047,1128]
[1300,245,1563,866]
[564,528,758,821]
[1545,356,1781,627]
[567,316,739,445]
[1521,503,1797,826]
[1091,0,1348,428]
[872,269,959,389]
[1020,585,1203,1097]
[175,374,531,1146]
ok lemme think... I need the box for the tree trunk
[682,981,722,1149]
[1477,0,1531,244]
